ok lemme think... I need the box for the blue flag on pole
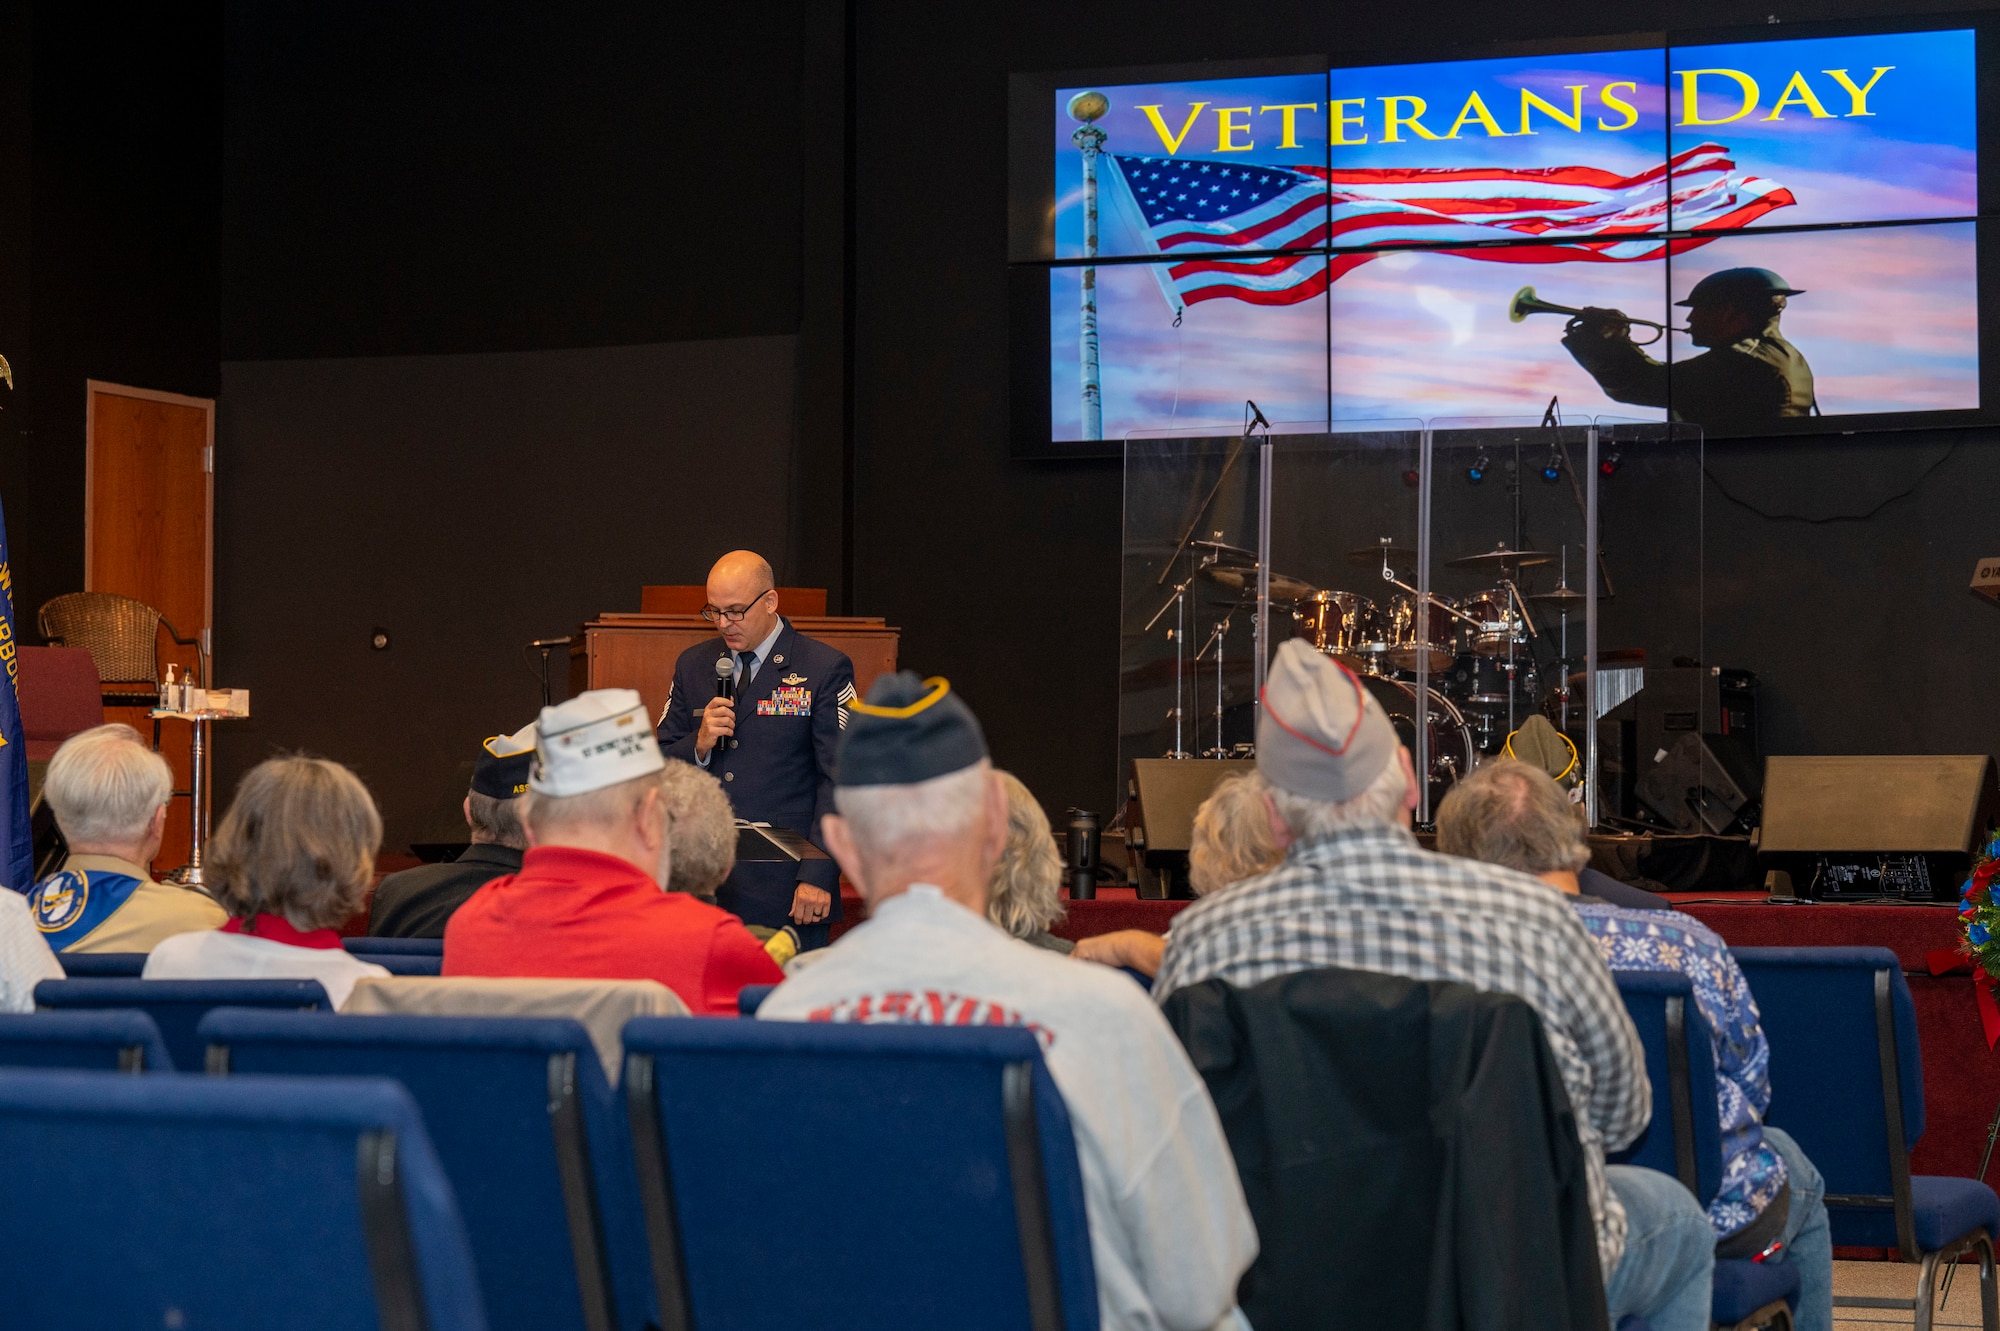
[0,498,33,893]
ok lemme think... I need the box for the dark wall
[222,1,803,359]
[214,3,820,842]
[5,1,223,629]
[847,0,2000,817]
[214,337,799,851]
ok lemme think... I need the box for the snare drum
[1299,591,1384,672]
[1384,595,1456,674]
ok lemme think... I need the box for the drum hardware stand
[1143,572,1200,759]
[1194,609,1234,760]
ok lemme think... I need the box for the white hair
[1265,749,1408,844]
[834,760,992,863]
[44,724,173,845]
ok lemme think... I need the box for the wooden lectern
[570,587,898,725]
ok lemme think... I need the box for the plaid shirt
[1155,822,1652,1274]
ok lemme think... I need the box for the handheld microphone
[710,655,737,767]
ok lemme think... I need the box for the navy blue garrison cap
[837,672,988,788]
[470,724,536,800]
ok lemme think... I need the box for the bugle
[1507,285,1684,346]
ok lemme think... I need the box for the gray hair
[44,724,173,845]
[987,770,1065,939]
[1434,758,1590,875]
[519,770,662,843]
[1189,771,1284,895]
[465,791,526,849]
[1264,750,1408,845]
[209,756,382,930]
[834,760,993,864]
[657,760,735,899]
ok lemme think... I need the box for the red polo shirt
[442,846,783,1015]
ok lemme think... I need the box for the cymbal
[1447,543,1556,571]
[1189,538,1256,567]
[1347,544,1416,566]
[1202,565,1317,603]
[1527,586,1590,604]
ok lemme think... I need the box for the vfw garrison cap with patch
[837,672,987,787]
[471,721,537,799]
[1257,638,1399,803]
[531,688,665,797]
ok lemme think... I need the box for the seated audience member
[657,757,736,902]
[988,770,1071,953]
[26,724,227,952]
[143,756,390,1009]
[1072,769,1281,978]
[443,689,782,1015]
[1500,718,1668,911]
[1154,641,1712,1331]
[0,887,63,1011]
[759,673,1258,1331]
[1436,759,1831,1331]
[654,757,805,970]
[369,726,535,937]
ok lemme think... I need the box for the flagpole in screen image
[1071,90,1110,440]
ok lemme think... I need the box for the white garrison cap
[531,688,665,797]
[1257,639,1399,803]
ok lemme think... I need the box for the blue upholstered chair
[1612,971,1798,1331]
[736,983,777,1016]
[199,1009,652,1331]
[0,1067,486,1331]
[55,951,147,977]
[623,1018,1099,1331]
[348,952,445,976]
[0,1010,174,1072]
[1734,946,2000,1330]
[343,936,446,956]
[33,977,333,1070]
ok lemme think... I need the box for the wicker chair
[37,592,203,708]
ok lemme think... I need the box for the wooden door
[85,381,213,874]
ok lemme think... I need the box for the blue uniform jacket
[655,619,855,927]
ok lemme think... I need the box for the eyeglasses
[700,588,773,624]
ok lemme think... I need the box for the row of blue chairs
[56,935,445,982]
[0,997,1094,1331]
[1612,947,2000,1331]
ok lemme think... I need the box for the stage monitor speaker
[1127,758,1256,899]
[1634,732,1760,835]
[1759,754,2000,901]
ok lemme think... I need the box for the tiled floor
[1834,1259,1993,1327]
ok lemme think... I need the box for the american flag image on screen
[1105,144,1795,315]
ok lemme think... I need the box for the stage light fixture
[1541,449,1562,483]
[1466,450,1489,484]
[1600,447,1621,478]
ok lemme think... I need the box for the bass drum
[1359,675,1476,810]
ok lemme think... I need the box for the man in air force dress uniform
[655,551,855,947]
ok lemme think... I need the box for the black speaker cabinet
[1635,732,1762,835]
[1760,754,2000,901]
[1126,758,1256,899]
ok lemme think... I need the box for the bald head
[706,550,780,650]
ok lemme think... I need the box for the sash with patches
[27,867,145,950]
[757,685,813,718]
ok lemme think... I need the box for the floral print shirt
[1573,900,1789,1238]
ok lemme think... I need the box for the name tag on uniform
[758,686,813,717]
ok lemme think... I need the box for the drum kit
[1155,531,1595,808]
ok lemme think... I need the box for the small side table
[152,689,251,889]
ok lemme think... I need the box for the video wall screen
[1010,21,1993,450]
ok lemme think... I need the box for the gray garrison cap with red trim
[1256,638,1399,803]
